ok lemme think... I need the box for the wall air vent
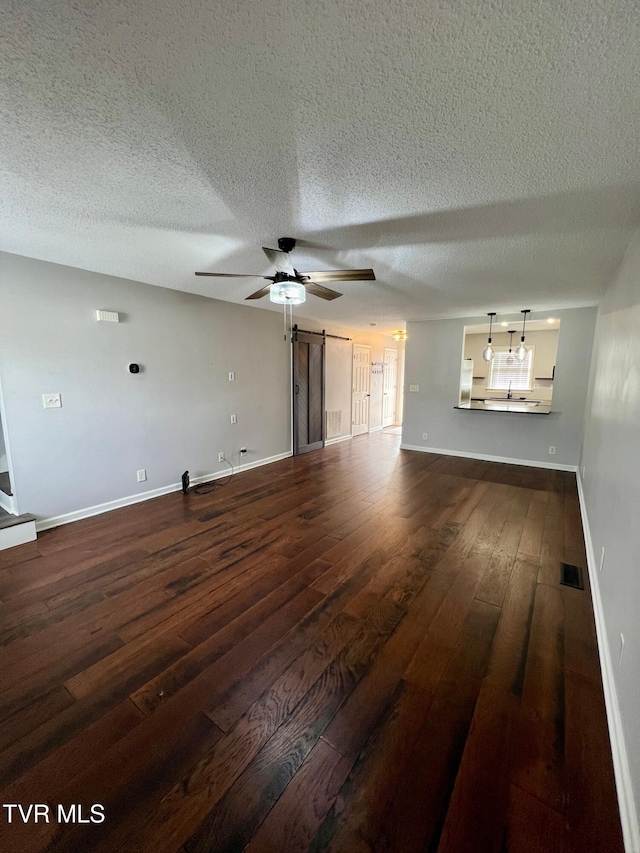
[326,410,342,439]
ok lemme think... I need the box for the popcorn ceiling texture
[1,0,639,327]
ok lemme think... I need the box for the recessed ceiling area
[465,318,560,335]
[1,0,639,329]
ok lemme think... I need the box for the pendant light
[515,309,530,362]
[506,330,516,364]
[392,330,407,342]
[482,312,496,362]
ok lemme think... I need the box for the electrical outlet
[599,546,605,572]
[423,433,428,440]
[618,633,625,666]
[218,452,225,462]
[42,393,62,409]
[230,414,237,424]
[228,372,235,382]
[137,469,147,482]
[548,446,556,455]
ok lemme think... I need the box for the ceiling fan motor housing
[277,237,296,253]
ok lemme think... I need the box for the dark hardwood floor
[0,433,623,852]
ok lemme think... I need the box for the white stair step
[0,510,37,551]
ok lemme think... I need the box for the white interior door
[352,345,371,436]
[383,348,398,427]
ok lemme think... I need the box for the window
[488,347,534,390]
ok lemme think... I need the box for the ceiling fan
[195,237,375,301]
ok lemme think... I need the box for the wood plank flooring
[0,433,623,852]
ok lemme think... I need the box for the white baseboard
[36,450,293,532]
[576,473,639,853]
[0,519,37,551]
[399,444,578,472]
[325,434,352,446]
[368,425,383,433]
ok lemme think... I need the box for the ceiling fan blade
[245,285,273,300]
[304,281,343,301]
[298,268,376,283]
[262,247,295,276]
[195,272,269,278]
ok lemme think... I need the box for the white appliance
[459,358,473,406]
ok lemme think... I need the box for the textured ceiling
[1,0,639,330]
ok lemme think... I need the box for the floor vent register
[560,562,584,590]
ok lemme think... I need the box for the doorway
[383,347,399,427]
[0,379,16,515]
[292,328,325,455]
[352,344,371,436]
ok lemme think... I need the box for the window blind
[489,348,533,389]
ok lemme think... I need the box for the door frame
[351,344,371,436]
[0,373,18,515]
[383,347,399,427]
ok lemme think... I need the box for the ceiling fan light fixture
[392,330,407,342]
[269,282,306,305]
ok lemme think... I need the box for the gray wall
[581,231,640,819]
[0,252,291,522]
[402,307,597,468]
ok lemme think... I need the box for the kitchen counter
[455,400,552,414]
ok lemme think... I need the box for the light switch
[43,393,62,409]
[409,385,419,392]
[228,372,235,382]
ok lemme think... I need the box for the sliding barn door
[293,330,325,455]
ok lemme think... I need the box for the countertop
[455,401,552,414]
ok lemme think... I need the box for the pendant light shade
[482,343,495,362]
[269,282,306,305]
[515,309,530,362]
[514,344,527,362]
[482,312,496,362]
